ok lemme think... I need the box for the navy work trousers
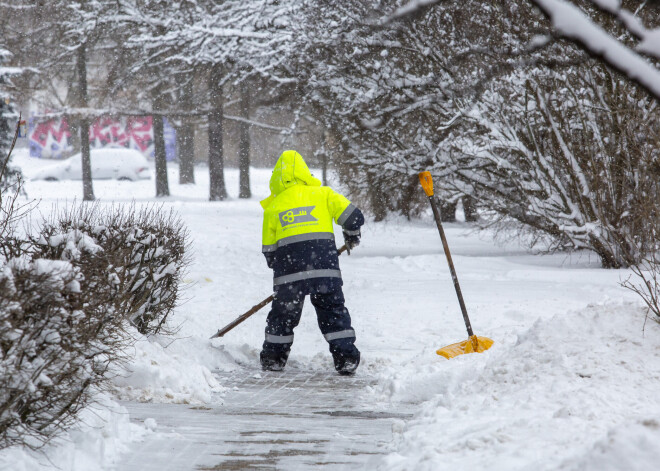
[261,283,360,369]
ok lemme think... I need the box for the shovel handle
[210,294,274,339]
[210,244,349,339]
[419,172,474,338]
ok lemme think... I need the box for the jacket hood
[260,150,321,209]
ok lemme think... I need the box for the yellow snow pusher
[419,171,494,359]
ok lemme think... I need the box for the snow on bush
[448,65,660,268]
[29,203,190,335]
[0,194,190,449]
[0,257,127,450]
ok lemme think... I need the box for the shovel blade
[436,335,494,359]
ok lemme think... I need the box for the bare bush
[0,201,190,450]
[622,221,660,321]
[622,258,660,322]
[29,204,190,335]
[0,257,128,449]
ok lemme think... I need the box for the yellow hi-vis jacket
[261,150,361,290]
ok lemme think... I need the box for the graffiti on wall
[29,115,177,160]
[29,118,72,159]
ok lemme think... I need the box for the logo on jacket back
[279,206,317,227]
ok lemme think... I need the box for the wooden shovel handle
[419,172,475,338]
[210,244,349,339]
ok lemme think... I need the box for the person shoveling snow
[259,150,364,375]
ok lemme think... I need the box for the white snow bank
[377,302,660,470]
[563,417,660,471]
[110,335,228,404]
[0,394,146,471]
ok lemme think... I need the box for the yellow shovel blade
[436,335,494,359]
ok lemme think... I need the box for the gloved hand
[343,231,360,254]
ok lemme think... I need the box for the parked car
[33,148,152,181]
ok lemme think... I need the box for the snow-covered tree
[68,1,134,201]
[297,0,660,266]
[4,0,120,201]
[446,65,660,267]
[117,0,299,200]
[0,44,22,195]
[295,0,559,219]
[387,1,660,99]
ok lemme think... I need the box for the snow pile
[0,393,147,471]
[565,418,660,471]
[377,302,660,470]
[111,336,228,404]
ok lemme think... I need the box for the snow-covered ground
[2,150,660,470]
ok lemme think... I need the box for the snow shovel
[210,244,349,339]
[418,171,494,359]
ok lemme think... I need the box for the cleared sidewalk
[114,366,412,470]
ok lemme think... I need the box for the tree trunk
[153,113,170,197]
[462,196,478,222]
[208,66,227,201]
[76,43,94,201]
[400,177,419,221]
[367,173,387,222]
[67,116,81,155]
[440,200,457,222]
[321,131,328,186]
[238,81,251,199]
[177,121,195,184]
[177,76,195,184]
[590,236,624,269]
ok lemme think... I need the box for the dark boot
[332,349,360,376]
[260,350,289,372]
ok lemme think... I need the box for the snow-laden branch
[29,109,299,133]
[223,114,303,133]
[385,0,660,99]
[532,0,660,98]
[380,0,449,23]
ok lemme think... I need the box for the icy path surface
[115,366,411,470]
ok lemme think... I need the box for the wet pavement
[114,366,412,470]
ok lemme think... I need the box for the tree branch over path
[385,0,660,100]
[30,109,300,134]
[531,0,660,99]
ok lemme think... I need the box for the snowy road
[115,366,412,470]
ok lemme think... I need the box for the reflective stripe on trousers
[323,329,355,342]
[265,333,294,344]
